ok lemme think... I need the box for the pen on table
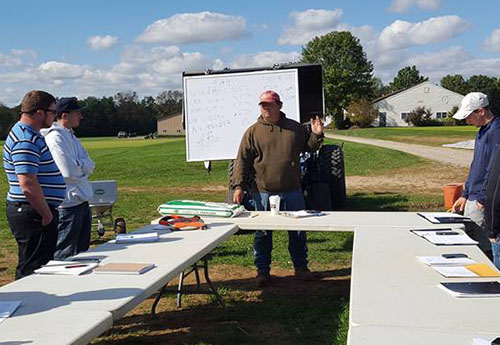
[64,264,89,269]
[71,258,100,263]
[42,262,81,267]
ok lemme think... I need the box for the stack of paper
[417,212,471,224]
[411,229,478,245]
[417,256,499,277]
[115,232,159,244]
[34,261,98,275]
[0,300,22,324]
[439,281,500,298]
[431,264,500,278]
[432,266,478,277]
[466,263,500,277]
[93,263,155,275]
[417,255,476,266]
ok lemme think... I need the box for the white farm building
[372,81,464,127]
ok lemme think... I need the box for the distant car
[117,131,127,138]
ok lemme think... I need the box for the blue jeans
[492,238,500,269]
[54,202,92,260]
[252,189,308,273]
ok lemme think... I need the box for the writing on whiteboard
[184,69,300,161]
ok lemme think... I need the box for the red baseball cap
[259,90,281,105]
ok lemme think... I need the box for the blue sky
[1,0,499,106]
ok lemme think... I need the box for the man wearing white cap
[452,92,500,256]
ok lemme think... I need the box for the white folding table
[0,223,237,344]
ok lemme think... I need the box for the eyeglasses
[40,108,57,114]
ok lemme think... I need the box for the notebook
[417,255,476,266]
[417,212,471,224]
[439,281,500,297]
[410,229,478,245]
[34,260,98,275]
[93,263,155,275]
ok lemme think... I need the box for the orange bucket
[444,183,463,209]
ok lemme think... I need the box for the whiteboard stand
[204,160,211,174]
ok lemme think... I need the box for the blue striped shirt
[3,121,66,206]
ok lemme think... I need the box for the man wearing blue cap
[452,92,500,258]
[41,97,95,259]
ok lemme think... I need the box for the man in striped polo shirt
[3,90,66,279]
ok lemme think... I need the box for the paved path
[325,133,473,168]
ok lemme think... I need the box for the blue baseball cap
[56,97,87,115]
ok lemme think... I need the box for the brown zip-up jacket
[233,112,323,193]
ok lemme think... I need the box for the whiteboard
[183,69,300,161]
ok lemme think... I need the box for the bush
[406,106,442,127]
[441,106,466,126]
[346,99,378,128]
[443,106,467,126]
[442,116,458,126]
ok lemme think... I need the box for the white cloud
[482,28,500,53]
[120,45,210,74]
[389,0,440,13]
[377,16,469,50]
[279,9,343,45]
[0,43,216,106]
[229,51,301,69]
[0,53,22,67]
[87,35,118,50]
[212,59,225,70]
[405,46,470,72]
[0,49,36,67]
[372,46,500,84]
[39,61,88,79]
[136,12,248,44]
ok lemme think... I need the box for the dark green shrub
[406,106,441,126]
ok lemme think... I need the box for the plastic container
[444,183,463,210]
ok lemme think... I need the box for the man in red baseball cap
[232,90,324,286]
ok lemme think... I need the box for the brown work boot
[256,272,271,287]
[294,267,319,281]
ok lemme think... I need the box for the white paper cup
[269,195,281,216]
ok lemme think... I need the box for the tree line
[0,90,182,139]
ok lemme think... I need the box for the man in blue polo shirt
[3,90,66,279]
[452,92,500,257]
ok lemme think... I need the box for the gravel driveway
[325,133,474,168]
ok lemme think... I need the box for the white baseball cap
[453,92,489,120]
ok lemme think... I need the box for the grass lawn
[0,136,443,345]
[329,126,477,146]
